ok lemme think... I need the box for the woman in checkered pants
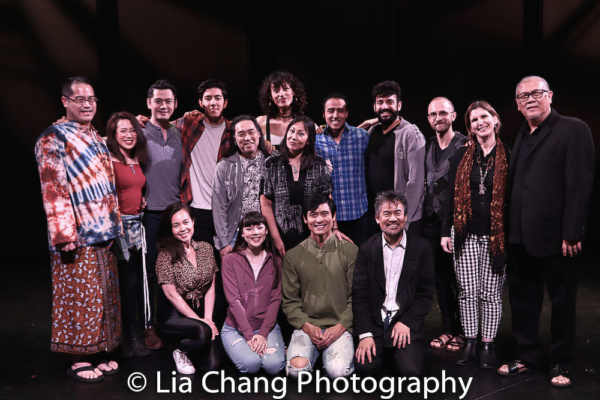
[440,100,509,369]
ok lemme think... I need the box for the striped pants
[452,230,506,339]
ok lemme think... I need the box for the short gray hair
[515,75,550,96]
[374,191,408,216]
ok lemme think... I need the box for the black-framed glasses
[516,89,548,102]
[65,96,98,105]
[427,111,454,119]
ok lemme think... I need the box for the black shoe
[455,337,477,366]
[131,329,151,357]
[478,341,496,369]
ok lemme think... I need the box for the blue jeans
[221,323,285,375]
[286,329,355,378]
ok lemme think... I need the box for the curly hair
[258,71,307,117]
[371,80,402,101]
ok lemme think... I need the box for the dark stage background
[1,1,600,399]
[1,0,599,275]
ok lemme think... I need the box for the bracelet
[333,228,339,231]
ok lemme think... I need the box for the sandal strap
[549,365,569,378]
[71,365,97,373]
[507,359,526,373]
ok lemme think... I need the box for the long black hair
[232,211,281,288]
[106,111,148,167]
[157,202,193,264]
[223,114,270,158]
[278,115,317,172]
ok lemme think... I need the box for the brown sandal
[430,333,454,350]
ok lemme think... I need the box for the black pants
[189,207,227,327]
[507,243,579,371]
[337,213,368,247]
[354,336,424,377]
[160,301,224,371]
[190,207,215,246]
[142,210,168,327]
[118,248,145,332]
[421,221,462,336]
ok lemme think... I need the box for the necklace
[477,154,494,195]
[290,159,301,174]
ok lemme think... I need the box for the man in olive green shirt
[282,195,357,379]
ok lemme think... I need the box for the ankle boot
[478,341,496,369]
[455,337,477,366]
[131,329,151,357]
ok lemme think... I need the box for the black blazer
[353,232,434,340]
[507,109,595,257]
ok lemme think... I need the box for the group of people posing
[35,72,594,390]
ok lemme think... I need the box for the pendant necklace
[477,154,494,195]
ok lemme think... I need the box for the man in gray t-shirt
[141,79,182,350]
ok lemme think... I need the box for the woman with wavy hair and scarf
[441,100,509,370]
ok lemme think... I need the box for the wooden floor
[1,252,599,400]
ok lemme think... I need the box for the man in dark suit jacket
[498,76,594,388]
[353,191,434,376]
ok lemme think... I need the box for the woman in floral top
[156,202,223,374]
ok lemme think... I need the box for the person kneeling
[353,191,434,376]
[282,195,357,378]
[221,212,285,375]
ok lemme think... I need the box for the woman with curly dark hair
[257,71,308,149]
[441,100,509,370]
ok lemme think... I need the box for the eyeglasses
[427,111,454,119]
[516,89,548,102]
[65,96,98,105]
[118,128,137,136]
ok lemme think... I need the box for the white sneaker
[173,349,195,374]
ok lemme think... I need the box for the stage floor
[1,252,599,400]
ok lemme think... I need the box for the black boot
[131,328,151,357]
[455,337,477,366]
[478,341,496,369]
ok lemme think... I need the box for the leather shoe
[455,337,477,366]
[144,326,163,350]
[478,341,496,369]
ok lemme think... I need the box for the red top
[113,161,145,215]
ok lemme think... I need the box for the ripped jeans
[286,329,355,378]
[221,323,285,375]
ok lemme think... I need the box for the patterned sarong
[50,243,122,354]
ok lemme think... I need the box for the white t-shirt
[190,121,226,209]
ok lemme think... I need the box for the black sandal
[96,360,120,375]
[497,359,529,376]
[66,365,104,383]
[549,366,571,388]
[430,333,453,350]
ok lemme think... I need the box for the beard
[377,109,399,125]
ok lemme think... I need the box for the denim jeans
[221,323,285,375]
[286,329,354,378]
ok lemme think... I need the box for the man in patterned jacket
[35,76,123,383]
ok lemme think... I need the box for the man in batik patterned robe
[35,76,123,382]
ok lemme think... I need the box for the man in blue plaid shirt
[315,93,370,246]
